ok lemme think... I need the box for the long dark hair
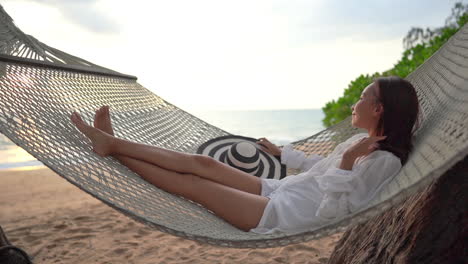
[373,76,421,165]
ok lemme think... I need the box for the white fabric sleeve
[314,152,402,220]
[280,144,325,172]
[327,133,369,157]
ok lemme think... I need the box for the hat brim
[196,135,286,179]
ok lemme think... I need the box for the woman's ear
[373,103,384,116]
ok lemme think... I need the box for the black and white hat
[196,135,286,179]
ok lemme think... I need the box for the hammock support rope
[1,5,467,248]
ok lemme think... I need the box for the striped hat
[196,135,286,179]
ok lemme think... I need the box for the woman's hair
[373,76,421,165]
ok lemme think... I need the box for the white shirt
[249,133,402,235]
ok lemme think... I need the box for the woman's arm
[256,138,324,172]
[280,144,324,172]
[339,135,387,170]
[315,152,401,220]
[339,152,357,171]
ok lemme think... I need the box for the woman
[70,76,420,234]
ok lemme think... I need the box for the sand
[0,167,343,264]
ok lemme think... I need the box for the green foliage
[321,3,468,127]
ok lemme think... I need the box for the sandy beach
[0,167,342,264]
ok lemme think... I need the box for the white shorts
[251,174,324,235]
[259,178,282,198]
[251,178,281,234]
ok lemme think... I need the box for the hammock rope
[1,5,467,248]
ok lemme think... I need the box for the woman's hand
[344,135,387,160]
[256,137,282,156]
[339,135,386,171]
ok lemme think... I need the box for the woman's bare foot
[93,106,114,136]
[71,111,113,156]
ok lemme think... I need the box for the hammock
[1,5,467,248]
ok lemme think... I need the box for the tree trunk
[328,155,467,264]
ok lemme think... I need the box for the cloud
[1,0,457,111]
[31,0,119,34]
[272,0,456,43]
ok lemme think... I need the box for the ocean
[0,108,325,170]
[190,108,325,145]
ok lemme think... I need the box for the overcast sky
[2,0,462,112]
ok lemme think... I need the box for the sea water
[0,108,325,170]
[191,108,325,145]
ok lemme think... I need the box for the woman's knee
[192,154,217,171]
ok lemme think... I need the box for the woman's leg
[77,107,263,195]
[89,106,269,231]
[106,147,269,231]
[109,137,263,195]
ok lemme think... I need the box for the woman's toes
[93,111,100,127]
[100,107,107,117]
[71,111,112,156]
[95,109,106,128]
[71,112,81,125]
[76,113,87,126]
[71,112,91,133]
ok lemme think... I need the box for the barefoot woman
[70,76,420,234]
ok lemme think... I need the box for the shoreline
[0,163,45,171]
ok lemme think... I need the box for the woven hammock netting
[1,5,467,248]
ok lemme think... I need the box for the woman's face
[351,82,383,134]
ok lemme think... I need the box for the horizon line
[185,107,324,112]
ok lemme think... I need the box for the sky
[1,0,463,112]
